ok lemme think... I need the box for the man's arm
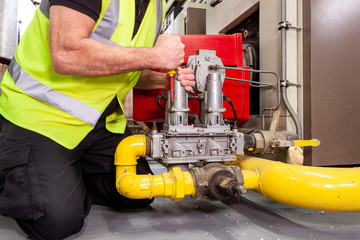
[49,5,185,76]
[135,70,170,90]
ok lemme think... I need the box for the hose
[224,95,238,125]
[156,93,166,111]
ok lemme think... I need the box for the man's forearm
[135,69,169,90]
[51,38,159,77]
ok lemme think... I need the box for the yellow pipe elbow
[114,135,146,174]
[234,156,360,212]
[114,135,195,201]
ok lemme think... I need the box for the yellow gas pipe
[234,156,360,212]
[115,136,360,211]
[114,135,195,201]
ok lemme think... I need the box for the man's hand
[152,35,185,70]
[135,68,194,91]
[177,67,195,92]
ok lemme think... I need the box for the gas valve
[190,163,246,203]
[150,50,244,169]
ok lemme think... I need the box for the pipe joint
[190,163,246,203]
[247,130,298,154]
[163,168,195,201]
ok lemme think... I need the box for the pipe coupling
[190,163,245,203]
[248,130,298,154]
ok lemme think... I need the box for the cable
[156,93,166,111]
[224,95,238,125]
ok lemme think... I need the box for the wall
[303,0,360,166]
[18,0,37,39]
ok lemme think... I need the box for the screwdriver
[168,70,176,102]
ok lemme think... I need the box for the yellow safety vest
[0,0,165,149]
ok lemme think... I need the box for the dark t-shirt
[50,0,150,38]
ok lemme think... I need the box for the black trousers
[0,116,153,240]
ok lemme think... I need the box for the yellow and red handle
[168,70,176,102]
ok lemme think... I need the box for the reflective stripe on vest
[154,0,163,45]
[7,59,101,127]
[89,0,163,46]
[89,0,121,46]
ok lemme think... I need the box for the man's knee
[17,208,86,240]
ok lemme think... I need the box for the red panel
[180,35,237,66]
[132,34,250,125]
[133,89,166,122]
[235,33,244,67]
[234,34,249,124]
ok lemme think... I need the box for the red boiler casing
[133,34,250,126]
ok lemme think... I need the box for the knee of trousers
[17,207,87,240]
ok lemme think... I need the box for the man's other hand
[177,67,195,92]
[153,35,185,70]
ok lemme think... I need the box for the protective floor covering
[1,163,360,240]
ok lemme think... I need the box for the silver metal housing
[151,51,244,169]
[187,50,225,93]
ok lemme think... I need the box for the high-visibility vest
[0,0,165,149]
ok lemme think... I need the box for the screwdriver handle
[168,70,176,102]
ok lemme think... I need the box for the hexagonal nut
[171,167,185,201]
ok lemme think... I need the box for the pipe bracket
[278,21,302,31]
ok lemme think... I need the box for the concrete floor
[1,163,360,240]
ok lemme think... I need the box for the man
[0,0,195,239]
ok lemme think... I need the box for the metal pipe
[281,85,303,139]
[225,77,274,88]
[281,0,286,81]
[220,66,281,130]
[114,138,360,211]
[205,73,224,126]
[280,0,303,139]
[114,135,195,201]
[234,156,360,212]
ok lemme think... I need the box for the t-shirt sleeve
[50,0,102,22]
